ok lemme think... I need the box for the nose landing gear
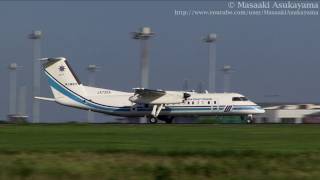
[241,114,253,124]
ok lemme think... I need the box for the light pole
[87,64,99,86]
[183,79,189,91]
[87,64,99,123]
[197,81,205,93]
[202,33,217,92]
[221,65,234,92]
[18,86,27,117]
[132,27,154,89]
[28,30,42,123]
[8,63,19,116]
[132,27,154,124]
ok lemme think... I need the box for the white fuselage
[49,77,264,117]
[43,57,265,119]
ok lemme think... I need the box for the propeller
[183,92,191,99]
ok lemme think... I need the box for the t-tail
[40,57,89,109]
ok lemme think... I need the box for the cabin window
[214,101,216,104]
[208,101,210,105]
[192,101,194,105]
[188,101,190,105]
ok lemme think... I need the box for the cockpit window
[232,97,241,101]
[232,97,248,101]
[241,97,248,101]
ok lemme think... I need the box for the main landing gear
[147,116,174,124]
[147,104,163,124]
[148,117,158,124]
[147,104,175,124]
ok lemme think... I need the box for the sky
[0,1,319,122]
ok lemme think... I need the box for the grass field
[1,124,320,179]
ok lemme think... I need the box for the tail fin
[42,57,88,106]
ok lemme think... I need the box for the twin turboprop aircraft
[36,57,265,123]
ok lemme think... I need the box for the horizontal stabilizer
[34,96,56,102]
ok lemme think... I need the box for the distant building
[7,114,28,123]
[303,112,320,123]
[255,104,320,124]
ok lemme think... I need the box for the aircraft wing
[130,88,185,104]
[133,88,166,97]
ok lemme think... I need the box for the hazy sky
[0,1,319,122]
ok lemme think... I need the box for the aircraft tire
[148,117,158,124]
[246,115,253,124]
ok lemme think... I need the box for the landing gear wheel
[246,115,253,124]
[148,117,158,124]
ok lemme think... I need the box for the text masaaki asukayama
[238,1,318,9]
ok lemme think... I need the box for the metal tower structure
[8,63,19,116]
[28,30,42,123]
[202,33,217,92]
[87,64,99,123]
[221,65,234,92]
[132,27,154,124]
[132,27,154,88]
[183,79,189,91]
[18,86,27,116]
[197,81,205,93]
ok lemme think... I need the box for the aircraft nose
[257,106,265,113]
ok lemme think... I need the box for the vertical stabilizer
[42,57,88,107]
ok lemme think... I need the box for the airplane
[36,57,265,124]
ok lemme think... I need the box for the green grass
[197,116,246,123]
[1,124,320,179]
